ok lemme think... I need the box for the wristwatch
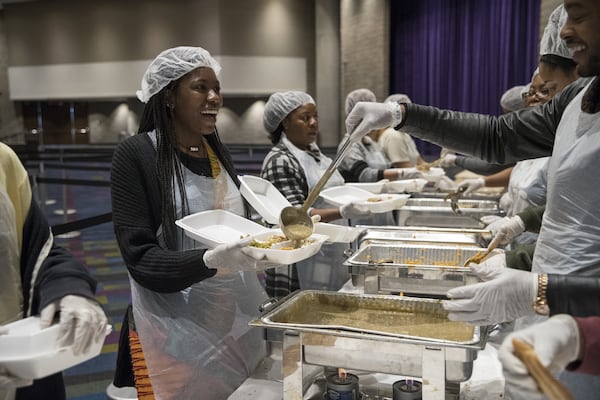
[534,273,549,316]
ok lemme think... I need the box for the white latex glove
[40,295,108,356]
[436,175,456,191]
[499,314,581,399]
[339,201,373,219]
[439,154,457,168]
[499,192,513,212]
[345,102,401,140]
[457,177,486,195]
[487,215,526,245]
[443,265,537,325]
[480,214,503,226]
[392,168,423,180]
[203,238,283,274]
[0,325,33,388]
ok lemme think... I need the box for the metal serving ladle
[279,130,364,242]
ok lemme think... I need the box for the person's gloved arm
[345,102,402,139]
[439,154,457,168]
[517,205,546,233]
[391,168,424,180]
[457,177,485,195]
[203,238,283,275]
[499,314,581,399]
[486,215,526,245]
[40,295,108,356]
[0,326,33,388]
[443,257,537,325]
[339,201,373,220]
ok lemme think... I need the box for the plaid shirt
[260,140,324,297]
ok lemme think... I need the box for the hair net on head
[500,85,526,112]
[344,88,376,116]
[384,93,412,104]
[263,91,315,133]
[539,5,571,59]
[136,46,222,103]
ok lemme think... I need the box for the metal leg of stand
[283,331,303,400]
[422,346,445,400]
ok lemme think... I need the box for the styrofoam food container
[320,186,410,213]
[420,167,445,183]
[0,317,111,379]
[344,180,388,194]
[313,222,365,243]
[175,209,270,248]
[244,229,328,264]
[239,175,291,225]
[384,178,428,193]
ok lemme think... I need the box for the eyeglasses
[521,87,551,100]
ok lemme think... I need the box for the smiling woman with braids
[110,46,281,399]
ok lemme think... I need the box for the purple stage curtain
[390,0,540,158]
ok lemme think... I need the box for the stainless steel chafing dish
[344,243,501,296]
[356,226,492,248]
[396,198,503,229]
[251,290,488,400]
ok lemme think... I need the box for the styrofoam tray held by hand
[384,178,428,193]
[320,186,410,213]
[344,180,388,194]
[243,229,328,264]
[175,209,270,248]
[0,317,111,380]
[313,222,365,243]
[239,175,291,225]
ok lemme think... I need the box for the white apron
[130,132,267,399]
[513,82,600,399]
[532,82,600,276]
[282,135,352,290]
[506,157,549,246]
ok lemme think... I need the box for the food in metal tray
[267,292,475,342]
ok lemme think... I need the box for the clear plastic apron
[532,82,600,276]
[506,157,549,246]
[282,135,352,290]
[129,132,267,399]
[514,83,600,399]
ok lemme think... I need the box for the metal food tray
[344,243,501,295]
[356,226,490,248]
[396,198,503,229]
[251,290,488,383]
[256,290,479,345]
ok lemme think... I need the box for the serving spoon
[279,130,365,242]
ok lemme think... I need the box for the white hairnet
[136,46,222,103]
[263,91,315,133]
[344,88,376,116]
[384,93,412,104]
[539,5,571,59]
[500,85,526,112]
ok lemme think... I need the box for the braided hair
[137,82,189,250]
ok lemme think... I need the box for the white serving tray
[0,317,111,380]
[320,186,410,213]
[239,175,291,225]
[175,209,270,248]
[244,229,328,265]
[313,222,365,243]
[239,175,364,244]
[344,180,388,194]
[384,178,428,193]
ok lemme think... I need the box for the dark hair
[539,54,577,74]
[268,124,285,145]
[137,81,190,250]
